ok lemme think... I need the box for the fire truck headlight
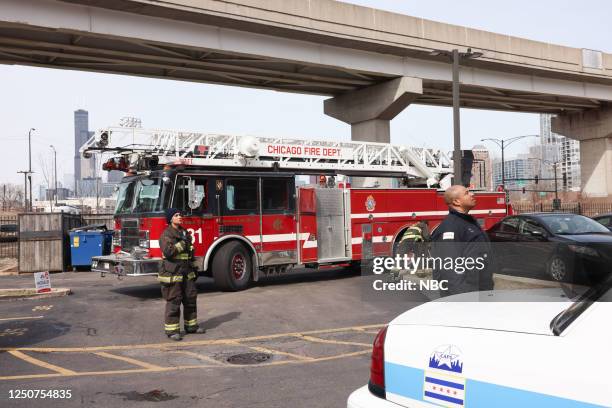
[138,230,150,249]
[112,230,121,248]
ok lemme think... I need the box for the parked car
[592,213,612,231]
[347,280,612,408]
[52,205,80,214]
[487,213,612,283]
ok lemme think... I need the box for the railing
[0,215,18,259]
[512,202,612,217]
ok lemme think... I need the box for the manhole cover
[226,352,271,365]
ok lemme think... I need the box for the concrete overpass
[1,0,612,196]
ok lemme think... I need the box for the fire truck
[83,127,510,291]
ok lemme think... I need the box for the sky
[1,0,611,188]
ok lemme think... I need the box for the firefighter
[430,185,494,297]
[397,221,430,258]
[158,208,205,341]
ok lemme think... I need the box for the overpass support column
[324,76,423,143]
[552,108,612,198]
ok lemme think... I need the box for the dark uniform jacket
[430,208,494,296]
[158,225,196,283]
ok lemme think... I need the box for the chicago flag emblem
[423,345,466,407]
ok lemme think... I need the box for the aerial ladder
[81,126,453,187]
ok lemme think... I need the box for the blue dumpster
[69,224,114,269]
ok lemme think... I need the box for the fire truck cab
[86,127,510,291]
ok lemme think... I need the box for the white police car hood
[390,289,571,335]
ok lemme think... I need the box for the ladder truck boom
[81,126,453,186]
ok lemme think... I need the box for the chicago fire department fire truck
[83,127,510,291]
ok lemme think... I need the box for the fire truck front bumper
[91,254,161,277]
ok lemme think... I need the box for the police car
[347,282,612,408]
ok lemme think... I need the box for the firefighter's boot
[168,333,182,341]
[186,327,206,334]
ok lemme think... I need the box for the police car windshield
[115,178,171,214]
[550,273,612,335]
[538,214,609,235]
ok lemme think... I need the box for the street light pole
[481,135,538,191]
[50,145,57,205]
[553,162,559,201]
[27,128,35,211]
[452,49,462,186]
[429,48,483,186]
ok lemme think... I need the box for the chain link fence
[512,202,612,217]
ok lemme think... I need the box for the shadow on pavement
[0,318,71,348]
[255,267,360,288]
[201,311,241,330]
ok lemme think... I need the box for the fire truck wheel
[212,241,252,291]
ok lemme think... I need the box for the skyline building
[539,114,581,191]
[74,110,96,194]
[470,145,492,190]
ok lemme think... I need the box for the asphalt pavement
[0,268,429,408]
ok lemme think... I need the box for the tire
[546,255,571,282]
[212,241,252,291]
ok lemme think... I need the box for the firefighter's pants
[160,277,199,335]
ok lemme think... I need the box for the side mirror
[187,178,199,210]
[530,230,545,238]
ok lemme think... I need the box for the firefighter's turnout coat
[158,225,199,334]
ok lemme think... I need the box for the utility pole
[17,171,28,211]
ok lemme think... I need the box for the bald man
[430,185,494,296]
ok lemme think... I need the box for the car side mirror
[530,230,545,238]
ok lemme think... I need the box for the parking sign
[34,271,52,293]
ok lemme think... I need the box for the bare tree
[0,183,24,212]
[38,153,54,212]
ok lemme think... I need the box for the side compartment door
[316,188,349,262]
[297,187,318,264]
[260,177,297,266]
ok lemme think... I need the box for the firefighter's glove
[174,241,186,253]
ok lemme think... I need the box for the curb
[492,273,559,288]
[0,288,72,301]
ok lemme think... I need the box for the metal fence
[0,215,18,258]
[512,202,612,217]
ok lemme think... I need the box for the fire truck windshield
[115,178,171,214]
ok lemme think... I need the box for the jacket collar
[449,207,476,223]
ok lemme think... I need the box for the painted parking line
[0,323,383,382]
[93,351,165,371]
[0,323,384,353]
[7,350,77,375]
[0,315,44,322]
[294,334,372,347]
